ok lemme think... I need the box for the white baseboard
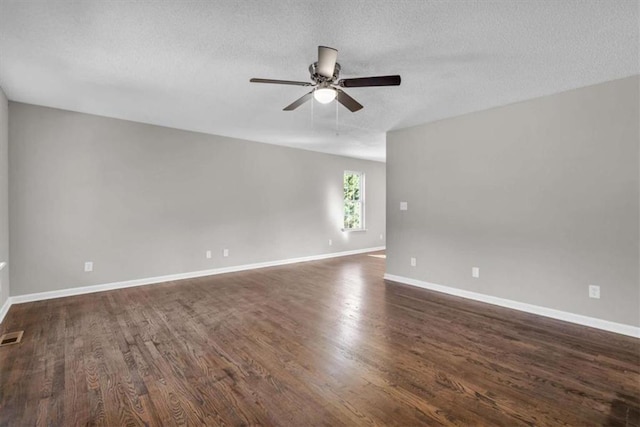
[0,246,385,325]
[384,273,640,339]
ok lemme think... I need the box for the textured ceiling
[0,1,638,162]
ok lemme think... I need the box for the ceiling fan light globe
[314,88,336,104]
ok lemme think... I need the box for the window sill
[341,228,367,233]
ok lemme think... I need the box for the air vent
[0,331,24,346]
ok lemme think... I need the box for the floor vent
[0,331,24,347]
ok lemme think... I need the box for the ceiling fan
[250,46,401,112]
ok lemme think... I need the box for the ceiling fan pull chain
[335,98,339,136]
[311,94,314,129]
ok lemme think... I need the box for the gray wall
[0,88,8,308]
[387,76,639,327]
[9,103,385,296]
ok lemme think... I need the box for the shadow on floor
[605,393,640,427]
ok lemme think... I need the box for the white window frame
[342,170,366,232]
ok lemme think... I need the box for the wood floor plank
[0,251,638,426]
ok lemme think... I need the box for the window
[343,171,365,230]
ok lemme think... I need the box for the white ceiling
[0,1,638,162]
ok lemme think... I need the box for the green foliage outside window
[344,172,363,229]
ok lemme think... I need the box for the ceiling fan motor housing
[309,62,341,84]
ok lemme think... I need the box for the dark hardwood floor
[0,252,638,426]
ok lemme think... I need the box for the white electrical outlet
[328,239,332,246]
[84,261,93,272]
[589,285,600,299]
[223,249,229,257]
[400,202,408,211]
[206,250,212,259]
[410,257,416,267]
[380,234,384,240]
[472,267,480,278]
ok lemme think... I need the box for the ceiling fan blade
[283,91,314,111]
[336,89,363,112]
[317,46,338,79]
[338,75,401,88]
[250,78,313,87]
